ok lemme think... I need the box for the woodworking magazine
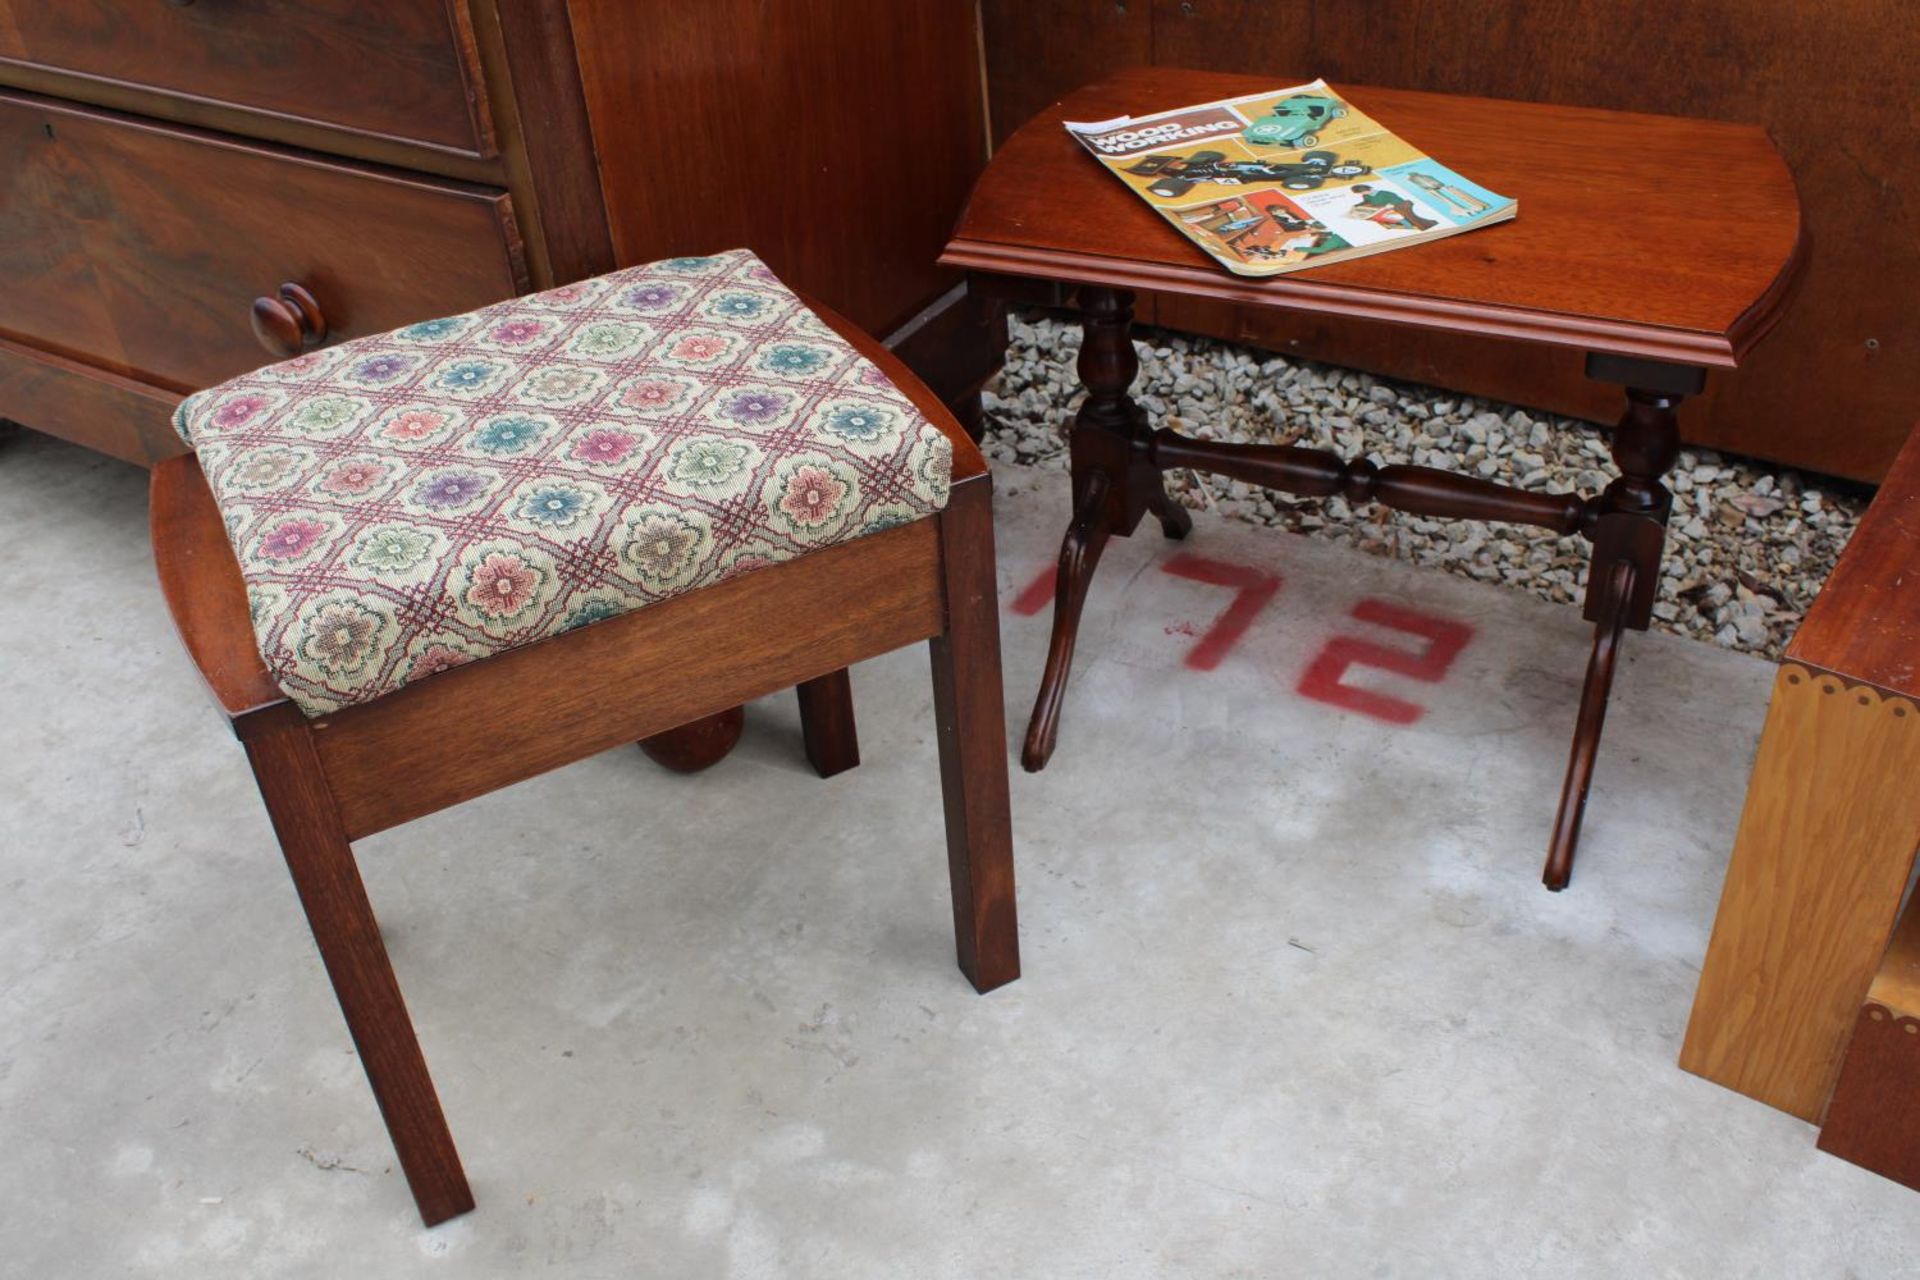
[1067,79,1515,277]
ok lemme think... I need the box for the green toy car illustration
[1242,93,1348,148]
[1124,149,1371,198]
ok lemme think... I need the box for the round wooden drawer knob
[250,283,328,359]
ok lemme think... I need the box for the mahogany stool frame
[149,315,1019,1226]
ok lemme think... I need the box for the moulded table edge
[940,239,1742,370]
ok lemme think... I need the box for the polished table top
[943,68,1805,369]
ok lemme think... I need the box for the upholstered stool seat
[151,252,1018,1226]
[174,250,955,715]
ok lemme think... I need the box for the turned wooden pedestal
[944,67,1804,888]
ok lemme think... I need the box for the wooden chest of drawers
[0,0,998,466]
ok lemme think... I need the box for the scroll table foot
[1543,560,1636,890]
[1022,472,1115,772]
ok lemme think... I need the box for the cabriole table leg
[1544,363,1698,887]
[1022,286,1188,771]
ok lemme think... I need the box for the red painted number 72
[1010,557,1474,725]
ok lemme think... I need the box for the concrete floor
[4,429,1916,1278]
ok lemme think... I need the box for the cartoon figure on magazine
[1188,198,1267,239]
[1180,198,1290,256]
[1180,196,1341,263]
[1253,204,1351,260]
[1262,203,1356,257]
[1241,227,1348,263]
[1404,171,1490,218]
[1126,149,1371,198]
[1259,202,1316,234]
[1244,227,1322,261]
[1345,184,1438,232]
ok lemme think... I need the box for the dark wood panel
[1788,423,1920,700]
[978,0,1917,481]
[476,0,616,288]
[0,0,493,157]
[981,0,1151,145]
[0,58,508,185]
[0,335,183,466]
[566,0,989,340]
[1818,886,1920,1189]
[1147,0,1420,84]
[0,92,527,394]
[1817,1000,1920,1190]
[885,282,1010,416]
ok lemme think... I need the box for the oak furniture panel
[1682,424,1920,1120]
[1679,665,1920,1120]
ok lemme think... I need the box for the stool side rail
[310,517,948,840]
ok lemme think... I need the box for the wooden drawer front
[0,336,186,466]
[0,0,491,157]
[0,93,527,394]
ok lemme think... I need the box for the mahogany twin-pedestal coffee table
[941,68,1805,889]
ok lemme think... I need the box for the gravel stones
[980,310,1866,661]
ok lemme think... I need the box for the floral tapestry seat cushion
[174,249,954,717]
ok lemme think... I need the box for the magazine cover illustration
[1066,80,1516,277]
